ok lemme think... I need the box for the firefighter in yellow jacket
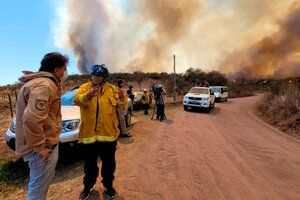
[141,88,150,115]
[73,64,127,200]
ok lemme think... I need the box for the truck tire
[206,103,211,113]
[184,105,188,111]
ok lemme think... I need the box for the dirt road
[5,95,300,199]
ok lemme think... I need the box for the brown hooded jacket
[15,71,62,156]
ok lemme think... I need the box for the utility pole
[173,54,176,101]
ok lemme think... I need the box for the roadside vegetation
[0,159,28,195]
[255,79,300,137]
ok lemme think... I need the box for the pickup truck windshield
[61,90,76,106]
[189,88,209,94]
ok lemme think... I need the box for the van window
[212,88,221,93]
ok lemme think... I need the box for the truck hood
[61,106,80,121]
[214,93,221,97]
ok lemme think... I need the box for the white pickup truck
[183,87,215,112]
[5,88,133,151]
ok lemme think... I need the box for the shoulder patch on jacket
[36,99,48,111]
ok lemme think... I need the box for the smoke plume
[221,1,300,79]
[52,0,299,79]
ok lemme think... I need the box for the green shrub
[0,159,28,184]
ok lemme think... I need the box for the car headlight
[9,119,16,133]
[62,119,80,133]
[183,96,189,100]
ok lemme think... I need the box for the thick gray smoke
[221,1,300,79]
[53,0,299,79]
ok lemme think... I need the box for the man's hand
[87,86,101,99]
[38,149,51,163]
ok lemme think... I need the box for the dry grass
[255,82,300,137]
[228,84,255,98]
[0,98,17,162]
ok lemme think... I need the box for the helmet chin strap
[92,79,106,87]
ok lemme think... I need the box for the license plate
[190,101,200,105]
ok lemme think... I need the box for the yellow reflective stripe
[117,99,125,104]
[79,95,85,103]
[82,137,96,144]
[82,135,118,144]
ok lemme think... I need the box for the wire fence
[0,91,18,118]
[0,91,18,100]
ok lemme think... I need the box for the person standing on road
[117,79,131,137]
[155,86,166,122]
[15,52,69,200]
[73,64,127,200]
[126,85,134,102]
[141,89,150,115]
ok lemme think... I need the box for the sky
[0,0,77,86]
[0,0,299,86]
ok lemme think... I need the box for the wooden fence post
[15,90,18,101]
[8,94,13,118]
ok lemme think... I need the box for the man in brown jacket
[15,52,69,200]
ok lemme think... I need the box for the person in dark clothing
[202,80,210,87]
[126,85,134,101]
[155,86,166,122]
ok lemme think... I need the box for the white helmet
[143,88,147,92]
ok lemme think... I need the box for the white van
[210,86,228,102]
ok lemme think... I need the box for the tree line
[65,68,228,95]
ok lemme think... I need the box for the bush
[0,159,28,185]
[228,84,254,98]
[255,81,300,136]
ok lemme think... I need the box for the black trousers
[83,141,117,190]
[156,104,165,120]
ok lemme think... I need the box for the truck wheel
[184,105,188,111]
[206,104,211,113]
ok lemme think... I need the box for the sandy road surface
[5,95,300,199]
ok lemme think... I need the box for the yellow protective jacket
[141,93,150,104]
[73,81,127,144]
